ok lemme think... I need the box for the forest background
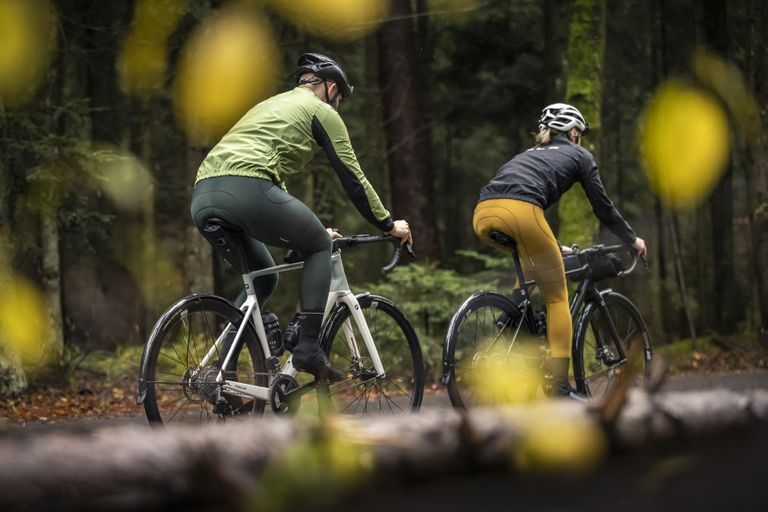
[1,0,767,396]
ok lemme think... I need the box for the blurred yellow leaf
[513,410,606,473]
[464,340,544,406]
[174,5,281,145]
[92,149,154,212]
[118,0,188,96]
[118,38,169,96]
[639,81,730,209]
[692,48,761,139]
[254,420,372,512]
[268,0,390,40]
[0,277,53,370]
[131,0,188,41]
[0,0,56,107]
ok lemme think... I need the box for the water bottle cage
[261,312,284,356]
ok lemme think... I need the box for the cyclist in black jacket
[474,103,647,400]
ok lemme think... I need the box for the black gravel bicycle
[442,230,651,408]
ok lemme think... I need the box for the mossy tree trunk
[557,0,604,247]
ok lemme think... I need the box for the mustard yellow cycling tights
[473,198,571,358]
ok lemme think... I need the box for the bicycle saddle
[201,218,249,274]
[489,230,517,248]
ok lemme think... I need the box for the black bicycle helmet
[538,103,590,134]
[295,53,354,102]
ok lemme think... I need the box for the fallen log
[1,389,768,512]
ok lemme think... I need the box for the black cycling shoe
[553,384,587,402]
[288,311,345,382]
[548,357,587,402]
[292,345,345,382]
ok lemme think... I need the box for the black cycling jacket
[477,134,636,245]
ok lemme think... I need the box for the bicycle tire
[443,292,542,409]
[139,294,268,425]
[572,291,652,398]
[318,294,424,415]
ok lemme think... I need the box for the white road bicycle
[137,223,423,426]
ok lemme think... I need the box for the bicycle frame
[472,235,634,366]
[195,250,386,403]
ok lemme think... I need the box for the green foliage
[1,98,119,254]
[84,345,146,383]
[655,335,768,374]
[365,261,495,332]
[362,254,515,380]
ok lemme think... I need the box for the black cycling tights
[191,176,332,312]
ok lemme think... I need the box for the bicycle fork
[332,292,386,378]
[593,295,627,366]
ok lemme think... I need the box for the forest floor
[1,334,766,428]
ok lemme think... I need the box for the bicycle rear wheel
[139,295,268,425]
[573,292,652,398]
[443,292,543,409]
[318,294,424,416]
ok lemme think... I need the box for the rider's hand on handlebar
[560,244,574,254]
[632,237,647,258]
[326,227,343,240]
[388,219,413,246]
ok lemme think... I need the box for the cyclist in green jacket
[191,53,412,381]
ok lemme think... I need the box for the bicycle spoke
[165,396,195,423]
[142,297,268,425]
[382,376,412,399]
[145,380,189,386]
[576,294,650,399]
[377,383,405,413]
[323,296,422,416]
[340,387,367,414]
[159,349,188,370]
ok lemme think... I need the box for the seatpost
[509,239,529,300]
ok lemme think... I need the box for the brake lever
[640,252,649,270]
[405,242,416,260]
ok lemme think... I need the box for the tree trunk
[376,0,439,259]
[700,0,740,335]
[668,210,698,344]
[558,0,604,247]
[0,102,10,227]
[183,145,213,294]
[744,0,768,342]
[39,209,64,357]
[2,389,768,511]
[544,0,570,103]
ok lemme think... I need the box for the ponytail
[535,128,552,145]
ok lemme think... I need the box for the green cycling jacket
[196,87,394,232]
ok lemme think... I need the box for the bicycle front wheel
[443,292,542,409]
[139,295,268,425]
[573,291,652,399]
[319,294,424,416]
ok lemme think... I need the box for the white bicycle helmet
[538,103,590,134]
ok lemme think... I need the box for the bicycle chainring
[270,375,300,415]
